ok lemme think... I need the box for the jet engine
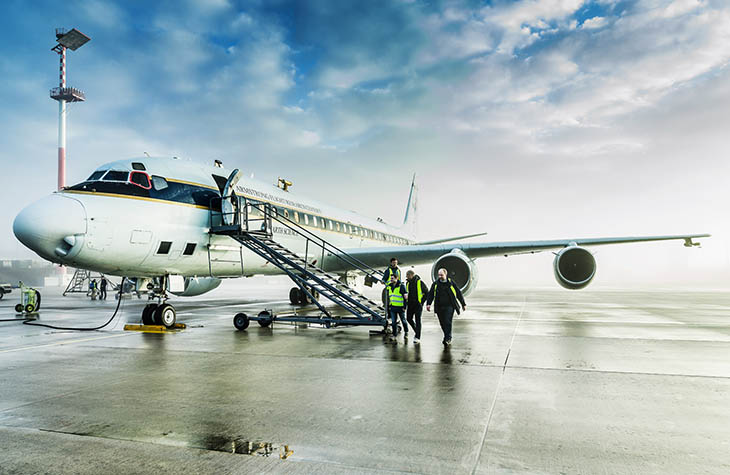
[169,277,222,297]
[553,246,596,289]
[431,250,479,296]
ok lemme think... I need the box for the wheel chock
[123,323,186,333]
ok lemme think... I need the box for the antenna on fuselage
[277,177,292,192]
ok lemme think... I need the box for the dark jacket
[382,266,401,283]
[426,278,466,314]
[406,275,428,306]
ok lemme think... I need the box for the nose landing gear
[139,276,177,328]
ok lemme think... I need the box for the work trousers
[389,306,407,336]
[406,303,423,339]
[435,305,455,342]
[100,288,107,300]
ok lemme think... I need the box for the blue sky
[1,0,729,286]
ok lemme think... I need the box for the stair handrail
[244,198,384,280]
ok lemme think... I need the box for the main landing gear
[140,277,177,328]
[288,286,318,305]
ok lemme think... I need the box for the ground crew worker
[426,268,466,346]
[99,277,108,300]
[88,279,98,300]
[382,257,401,283]
[405,270,428,344]
[387,274,408,341]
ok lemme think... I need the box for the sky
[1,0,729,288]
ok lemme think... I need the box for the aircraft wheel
[142,304,157,325]
[155,304,176,328]
[15,304,23,313]
[289,287,300,305]
[233,312,249,331]
[257,310,273,327]
[297,288,309,305]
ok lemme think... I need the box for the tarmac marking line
[0,332,135,354]
[471,294,528,475]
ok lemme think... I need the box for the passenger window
[103,170,129,181]
[151,176,169,191]
[87,170,106,181]
[183,243,196,255]
[157,241,172,255]
[129,171,151,189]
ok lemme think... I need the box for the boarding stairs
[63,269,119,296]
[209,194,387,328]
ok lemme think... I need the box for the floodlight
[56,28,91,51]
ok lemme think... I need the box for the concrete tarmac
[0,283,728,474]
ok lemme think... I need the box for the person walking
[99,277,108,300]
[386,274,408,342]
[405,270,428,344]
[426,268,466,346]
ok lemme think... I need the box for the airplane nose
[13,193,87,262]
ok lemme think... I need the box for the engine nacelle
[553,246,596,290]
[431,249,479,296]
[169,277,222,297]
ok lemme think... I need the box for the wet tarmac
[0,283,728,474]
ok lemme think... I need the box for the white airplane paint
[13,156,709,326]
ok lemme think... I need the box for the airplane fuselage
[14,157,415,279]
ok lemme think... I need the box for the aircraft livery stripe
[166,178,219,191]
[62,190,211,210]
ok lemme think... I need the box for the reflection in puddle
[196,435,293,459]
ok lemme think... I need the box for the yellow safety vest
[410,278,424,304]
[385,267,401,282]
[434,280,458,306]
[388,284,405,307]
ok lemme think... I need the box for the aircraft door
[221,169,242,226]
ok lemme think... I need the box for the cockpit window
[131,162,146,171]
[151,176,169,191]
[129,171,151,189]
[103,170,129,181]
[87,170,106,181]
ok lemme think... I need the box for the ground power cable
[22,277,126,331]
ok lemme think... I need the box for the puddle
[195,435,293,459]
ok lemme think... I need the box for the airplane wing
[334,233,710,270]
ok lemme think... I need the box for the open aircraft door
[209,168,244,276]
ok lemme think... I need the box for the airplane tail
[402,174,418,237]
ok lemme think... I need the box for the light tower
[50,28,90,191]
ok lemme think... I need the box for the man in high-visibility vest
[426,268,466,346]
[405,270,429,344]
[382,257,401,283]
[387,273,408,341]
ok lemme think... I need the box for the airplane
[13,156,709,329]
